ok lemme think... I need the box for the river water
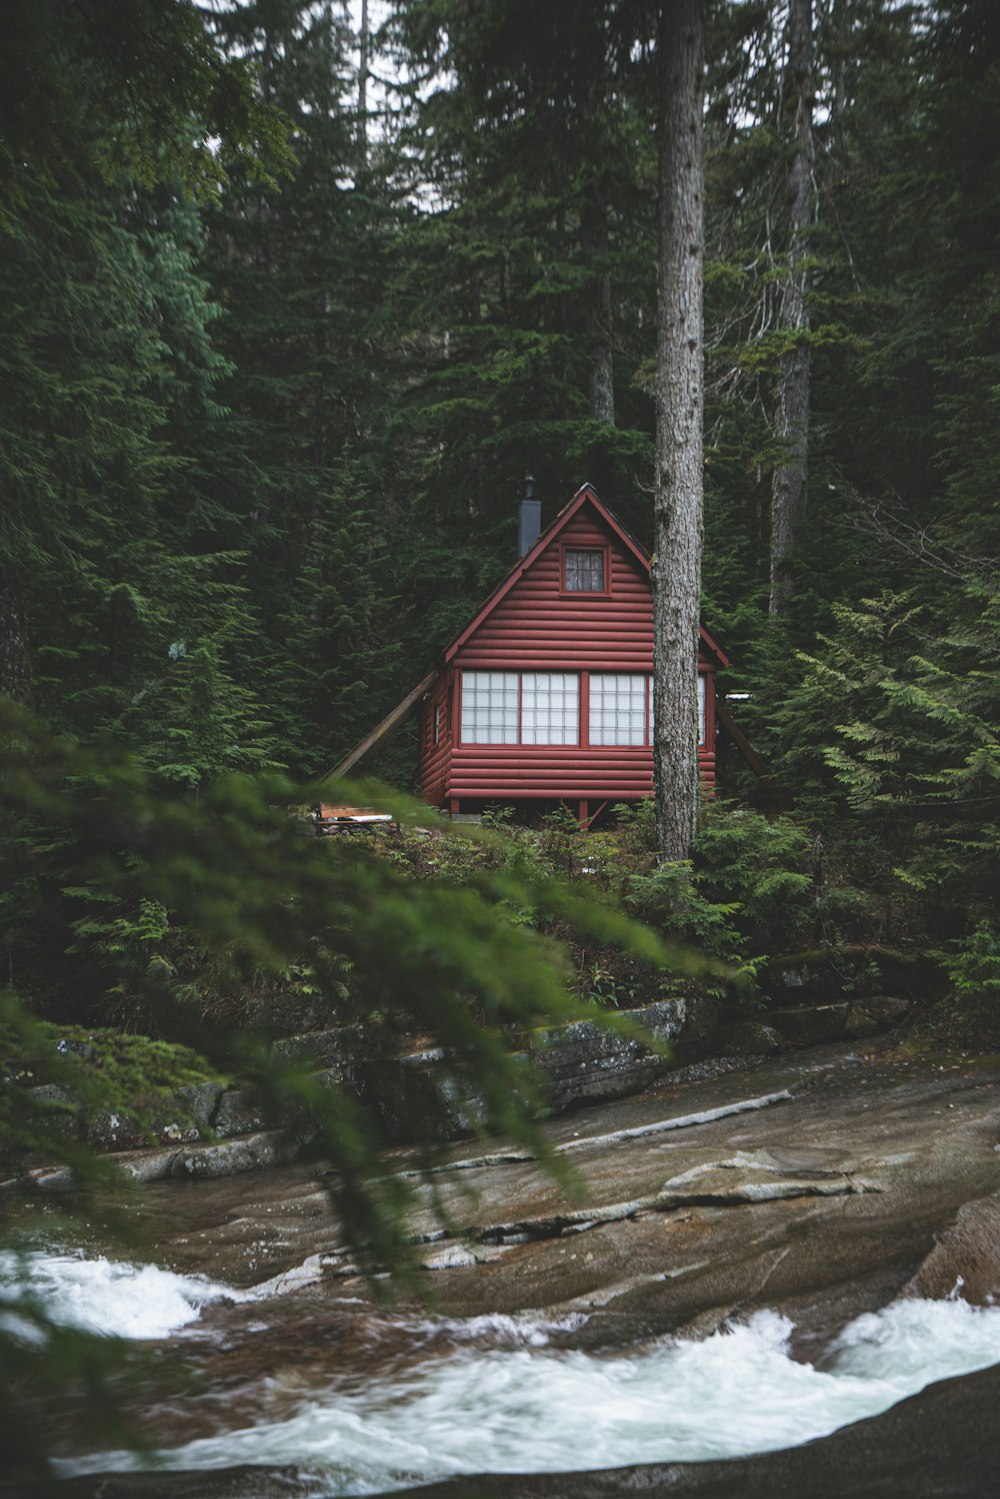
[6,1247,1000,1495]
[7,1046,1000,1494]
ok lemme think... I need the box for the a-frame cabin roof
[445,483,728,668]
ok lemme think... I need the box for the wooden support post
[715,699,790,810]
[715,699,770,778]
[587,799,609,829]
[322,668,440,781]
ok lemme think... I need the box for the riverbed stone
[271,1028,349,1069]
[901,1188,1000,1304]
[844,996,912,1040]
[769,1003,850,1045]
[762,946,925,1005]
[166,1128,304,1179]
[149,1086,219,1144]
[213,1086,269,1138]
[86,1109,149,1151]
[528,999,689,1112]
[843,1006,879,1040]
[866,995,912,1025]
[721,1021,784,1057]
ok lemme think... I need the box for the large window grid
[460,671,579,745]
[460,671,709,747]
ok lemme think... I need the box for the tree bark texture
[652,0,705,862]
[579,11,615,506]
[582,196,614,429]
[357,0,369,175]
[0,563,33,706]
[769,0,815,618]
[582,186,616,501]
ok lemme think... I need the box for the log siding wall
[417,673,453,807]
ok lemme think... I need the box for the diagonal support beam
[715,698,770,779]
[322,668,440,782]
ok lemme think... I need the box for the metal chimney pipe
[519,474,541,557]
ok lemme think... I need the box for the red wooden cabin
[333,485,728,826]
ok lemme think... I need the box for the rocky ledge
[21,989,914,1189]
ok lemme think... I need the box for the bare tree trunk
[769,0,815,618]
[579,10,615,505]
[0,563,33,706]
[582,185,615,500]
[357,0,369,176]
[652,0,705,862]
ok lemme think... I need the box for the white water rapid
[9,1250,1000,1494]
[0,1248,234,1341]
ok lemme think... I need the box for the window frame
[456,669,711,749]
[458,670,580,747]
[588,672,648,747]
[458,670,520,745]
[560,543,611,598]
[521,671,579,745]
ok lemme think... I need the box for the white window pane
[522,672,578,745]
[590,673,646,745]
[461,671,519,744]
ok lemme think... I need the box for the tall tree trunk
[357,0,369,177]
[0,563,33,706]
[579,3,615,506]
[582,183,615,501]
[769,0,815,618]
[652,0,705,862]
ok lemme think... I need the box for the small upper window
[564,549,605,592]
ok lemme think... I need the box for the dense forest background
[2,0,999,1040]
[5,2,999,1460]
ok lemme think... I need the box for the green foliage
[367,799,858,1007]
[623,861,750,996]
[937,921,1000,1045]
[0,0,293,206]
[0,1001,222,1172]
[199,2,404,773]
[614,807,820,1000]
[693,808,819,954]
[770,588,1000,946]
[0,163,281,796]
[1,700,670,1220]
